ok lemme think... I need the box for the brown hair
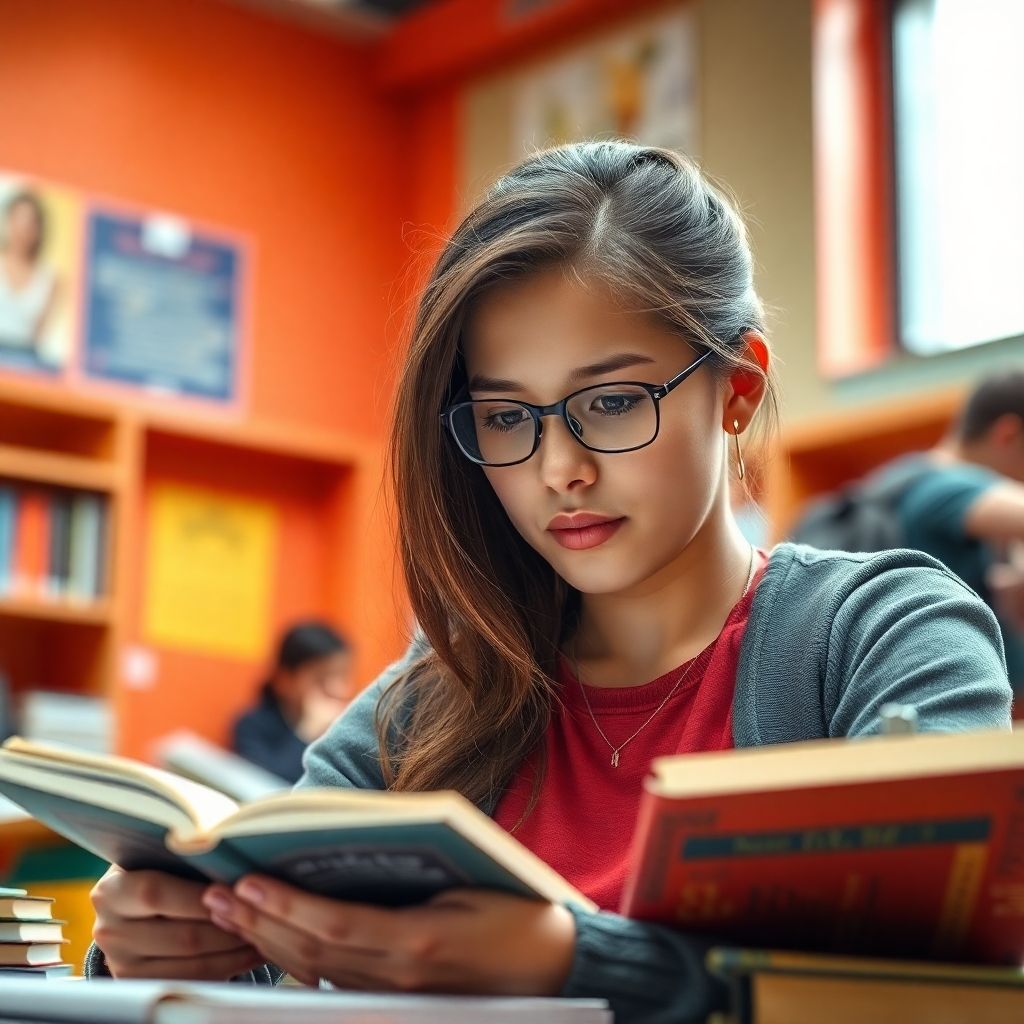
[379,141,778,806]
[2,190,46,262]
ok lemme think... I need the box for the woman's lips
[547,517,626,550]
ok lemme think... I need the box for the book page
[0,737,238,833]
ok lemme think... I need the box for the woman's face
[462,265,730,598]
[4,200,42,258]
[277,651,352,705]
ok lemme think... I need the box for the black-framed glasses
[440,349,712,467]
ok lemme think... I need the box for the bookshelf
[0,375,404,972]
[0,385,127,700]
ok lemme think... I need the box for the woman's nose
[535,416,598,492]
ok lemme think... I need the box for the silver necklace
[572,545,757,768]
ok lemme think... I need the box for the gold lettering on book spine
[933,844,987,956]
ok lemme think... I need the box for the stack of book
[0,484,107,601]
[0,886,71,978]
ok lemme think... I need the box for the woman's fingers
[109,945,266,981]
[92,866,210,921]
[94,915,254,960]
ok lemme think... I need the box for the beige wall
[460,0,1019,427]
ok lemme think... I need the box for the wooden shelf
[0,445,122,493]
[0,596,113,627]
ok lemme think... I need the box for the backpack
[789,457,933,553]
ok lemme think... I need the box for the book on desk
[0,976,612,1022]
[707,947,1024,1024]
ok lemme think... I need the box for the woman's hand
[91,865,264,980]
[202,876,577,994]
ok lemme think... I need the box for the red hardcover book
[621,730,1024,964]
[11,489,50,597]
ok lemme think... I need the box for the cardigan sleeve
[824,559,1013,736]
[561,906,727,1023]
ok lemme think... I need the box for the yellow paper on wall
[143,483,277,659]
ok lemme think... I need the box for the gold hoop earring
[732,419,745,482]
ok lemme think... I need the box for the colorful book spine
[68,493,104,600]
[11,489,49,597]
[0,485,15,595]
[46,492,72,597]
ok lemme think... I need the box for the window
[892,0,1024,355]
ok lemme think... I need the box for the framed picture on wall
[0,173,82,378]
[512,5,699,157]
[81,208,246,407]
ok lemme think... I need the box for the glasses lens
[449,401,537,465]
[566,384,657,452]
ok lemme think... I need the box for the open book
[622,728,1024,963]
[0,737,595,912]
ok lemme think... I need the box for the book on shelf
[46,491,72,597]
[621,728,1024,964]
[10,486,48,597]
[707,947,1024,1024]
[0,484,107,602]
[0,977,614,1022]
[0,485,14,593]
[0,738,597,912]
[67,491,105,600]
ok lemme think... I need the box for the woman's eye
[593,394,642,415]
[482,408,529,432]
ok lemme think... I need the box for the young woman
[0,189,61,359]
[87,142,1012,1023]
[232,621,353,784]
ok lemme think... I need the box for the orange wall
[0,0,661,760]
[0,0,411,439]
[0,0,437,757]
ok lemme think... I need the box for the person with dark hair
[898,369,1024,690]
[791,369,1024,693]
[86,142,1011,1021]
[0,189,61,358]
[231,621,353,783]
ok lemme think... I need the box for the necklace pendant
[611,750,620,768]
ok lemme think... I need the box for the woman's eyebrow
[467,352,658,394]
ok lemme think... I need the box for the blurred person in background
[793,369,1024,695]
[0,189,61,359]
[232,621,353,783]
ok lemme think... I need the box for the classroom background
[0,0,1020,973]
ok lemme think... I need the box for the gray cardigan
[86,545,1013,1022]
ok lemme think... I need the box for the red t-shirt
[493,558,766,913]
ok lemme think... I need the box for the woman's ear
[723,332,770,434]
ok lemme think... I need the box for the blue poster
[83,211,242,403]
